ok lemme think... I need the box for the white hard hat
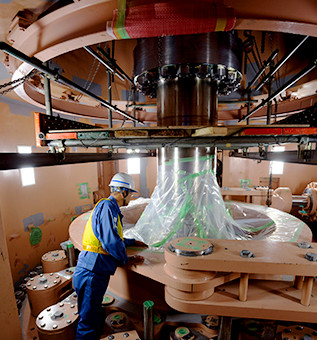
[109,173,137,192]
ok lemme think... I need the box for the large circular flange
[36,301,78,332]
[62,291,78,305]
[280,325,317,340]
[168,237,214,257]
[42,250,67,262]
[26,273,61,291]
[133,31,243,98]
[135,63,242,98]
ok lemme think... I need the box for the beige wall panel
[222,149,317,194]
[0,162,98,282]
[0,209,23,339]
[0,101,99,283]
[146,157,158,196]
[0,102,36,152]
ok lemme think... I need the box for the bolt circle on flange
[168,237,214,257]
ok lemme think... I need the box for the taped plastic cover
[124,155,307,248]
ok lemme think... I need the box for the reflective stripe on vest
[82,198,123,255]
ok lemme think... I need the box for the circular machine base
[69,201,312,308]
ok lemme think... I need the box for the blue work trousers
[73,267,110,340]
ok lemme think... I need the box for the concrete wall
[221,148,317,194]
[0,98,99,283]
[0,209,23,339]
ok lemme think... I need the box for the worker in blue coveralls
[73,172,147,340]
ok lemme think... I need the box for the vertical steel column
[107,47,113,128]
[143,300,154,340]
[132,87,137,127]
[266,64,274,125]
[43,61,52,116]
[246,91,251,125]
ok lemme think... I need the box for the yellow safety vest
[82,198,123,255]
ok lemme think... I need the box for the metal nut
[240,250,255,258]
[297,241,312,249]
[305,252,317,262]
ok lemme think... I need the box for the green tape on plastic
[290,221,305,242]
[151,196,193,247]
[240,220,275,232]
[29,226,42,246]
[225,202,233,217]
[194,217,206,238]
[178,169,209,184]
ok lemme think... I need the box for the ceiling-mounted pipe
[0,151,156,170]
[239,59,317,122]
[47,135,317,149]
[43,61,52,116]
[106,47,113,129]
[83,46,125,82]
[97,45,134,85]
[0,41,144,126]
[254,35,309,92]
[245,49,279,92]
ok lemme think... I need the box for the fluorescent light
[17,145,35,186]
[17,145,32,154]
[271,146,285,175]
[20,168,35,186]
[128,158,140,174]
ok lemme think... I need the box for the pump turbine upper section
[133,31,243,98]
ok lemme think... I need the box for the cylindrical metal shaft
[143,300,154,340]
[292,195,309,207]
[157,78,218,126]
